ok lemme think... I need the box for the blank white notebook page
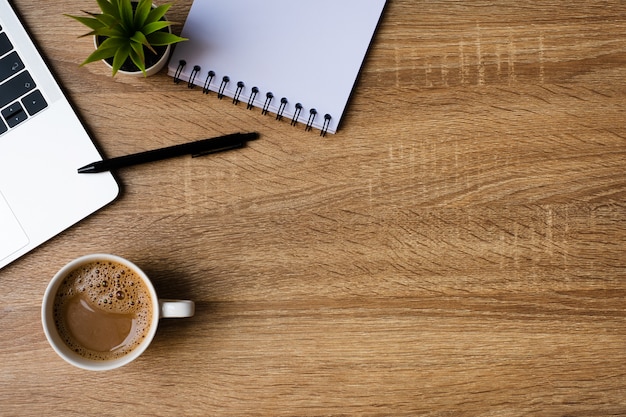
[168,0,387,135]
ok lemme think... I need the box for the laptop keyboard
[0,24,48,136]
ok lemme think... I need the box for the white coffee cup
[42,254,194,371]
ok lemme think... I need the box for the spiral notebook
[167,0,387,136]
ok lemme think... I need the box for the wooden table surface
[2,1,625,415]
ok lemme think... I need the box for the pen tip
[77,164,96,174]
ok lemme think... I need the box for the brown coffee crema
[52,260,153,361]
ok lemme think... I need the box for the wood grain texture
[1,1,625,415]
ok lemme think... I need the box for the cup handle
[159,299,195,318]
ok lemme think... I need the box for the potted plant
[66,0,187,76]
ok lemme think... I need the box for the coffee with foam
[52,260,153,361]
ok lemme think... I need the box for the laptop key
[0,32,12,56]
[0,118,7,135]
[22,89,47,115]
[0,70,35,108]
[2,101,28,128]
[0,51,24,82]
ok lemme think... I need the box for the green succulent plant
[66,0,187,76]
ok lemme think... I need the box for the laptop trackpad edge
[0,189,29,262]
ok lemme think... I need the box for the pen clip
[191,141,245,158]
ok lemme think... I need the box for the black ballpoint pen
[78,132,259,173]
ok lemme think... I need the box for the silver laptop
[0,0,119,269]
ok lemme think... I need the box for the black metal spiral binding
[202,71,215,94]
[262,92,274,115]
[173,60,186,84]
[247,87,259,110]
[173,63,334,135]
[276,98,288,120]
[321,114,332,137]
[305,109,317,131]
[233,81,245,105]
[291,103,303,126]
[188,65,201,89]
[217,76,230,99]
